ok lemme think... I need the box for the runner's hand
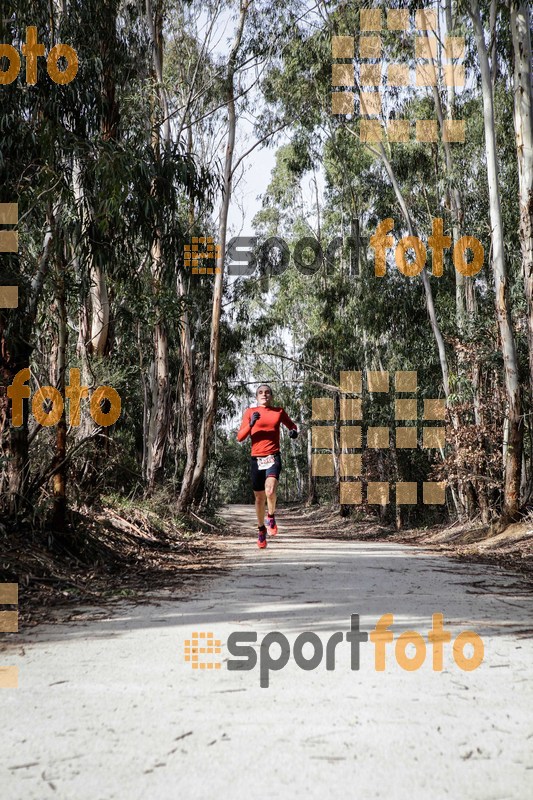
[250,412,260,427]
[289,429,298,439]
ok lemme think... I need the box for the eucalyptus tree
[155,0,306,510]
[468,0,523,518]
[510,0,533,399]
[248,0,530,522]
[0,0,211,521]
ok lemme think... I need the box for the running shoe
[257,526,267,549]
[267,514,278,536]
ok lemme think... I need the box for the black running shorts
[250,452,282,492]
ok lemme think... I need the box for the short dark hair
[256,384,273,397]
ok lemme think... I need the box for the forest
[0,0,532,564]
[2,3,533,794]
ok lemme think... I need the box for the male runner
[237,384,298,548]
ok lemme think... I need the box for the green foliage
[1,0,532,530]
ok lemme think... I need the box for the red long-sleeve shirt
[237,406,297,457]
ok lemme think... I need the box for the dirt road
[1,505,532,799]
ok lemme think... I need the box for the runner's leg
[250,456,268,548]
[254,490,266,526]
[265,477,278,516]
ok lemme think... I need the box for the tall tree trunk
[176,270,197,498]
[138,321,150,477]
[146,310,169,488]
[368,142,472,517]
[175,121,198,503]
[333,389,340,497]
[89,265,110,358]
[470,0,523,518]
[1,325,32,516]
[434,4,476,326]
[71,156,107,478]
[86,0,118,358]
[145,0,171,489]
[51,242,67,530]
[375,143,450,397]
[511,0,533,397]
[306,422,317,504]
[1,204,54,515]
[177,1,249,509]
[433,4,483,515]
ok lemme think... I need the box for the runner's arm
[237,410,252,442]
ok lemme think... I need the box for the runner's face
[256,387,272,407]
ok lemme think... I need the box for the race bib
[257,455,275,470]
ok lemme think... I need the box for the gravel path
[1,504,532,799]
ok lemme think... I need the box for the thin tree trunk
[145,0,171,489]
[470,0,523,518]
[176,270,197,499]
[368,142,469,517]
[1,329,32,515]
[87,0,118,358]
[306,422,317,505]
[72,156,109,361]
[375,143,450,397]
[289,438,301,501]
[433,7,476,325]
[433,6,483,515]
[333,389,340,497]
[175,120,198,502]
[178,1,249,509]
[146,304,169,488]
[51,242,67,530]
[1,203,54,514]
[511,0,533,397]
